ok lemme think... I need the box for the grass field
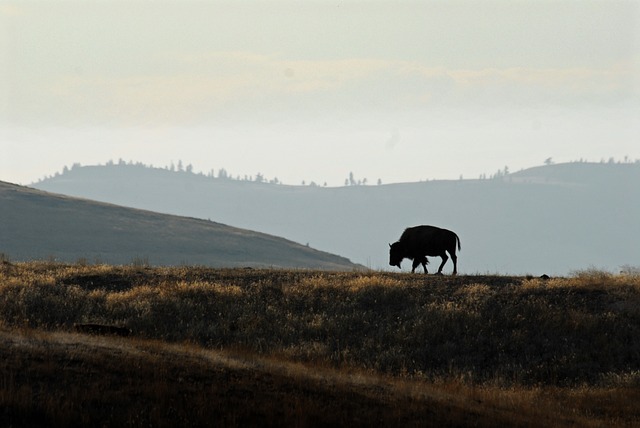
[1,261,639,426]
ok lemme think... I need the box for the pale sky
[1,1,639,186]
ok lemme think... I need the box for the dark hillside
[0,181,361,269]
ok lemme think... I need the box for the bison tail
[456,234,461,251]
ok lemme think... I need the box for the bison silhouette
[389,225,460,275]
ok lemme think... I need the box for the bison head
[388,242,404,269]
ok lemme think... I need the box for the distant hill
[0,181,362,270]
[32,162,640,275]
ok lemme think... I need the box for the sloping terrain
[0,329,543,428]
[32,162,640,274]
[1,264,638,427]
[0,181,361,269]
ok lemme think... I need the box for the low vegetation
[1,261,639,426]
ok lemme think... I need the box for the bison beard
[389,225,460,275]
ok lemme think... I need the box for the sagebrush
[1,262,639,387]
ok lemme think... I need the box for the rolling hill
[32,161,640,275]
[0,181,361,270]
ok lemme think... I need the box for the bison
[389,225,461,275]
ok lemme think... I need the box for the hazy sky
[1,1,639,185]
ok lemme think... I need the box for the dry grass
[1,262,639,426]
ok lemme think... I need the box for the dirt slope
[0,329,583,428]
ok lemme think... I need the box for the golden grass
[1,261,639,426]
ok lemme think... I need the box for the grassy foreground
[1,262,639,426]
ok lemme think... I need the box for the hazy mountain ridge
[0,181,361,270]
[32,162,640,275]
[509,162,640,186]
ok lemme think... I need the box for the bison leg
[411,258,420,273]
[436,253,449,274]
[451,253,458,275]
[411,256,428,274]
[420,256,428,274]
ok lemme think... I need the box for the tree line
[37,159,384,187]
[37,156,639,187]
